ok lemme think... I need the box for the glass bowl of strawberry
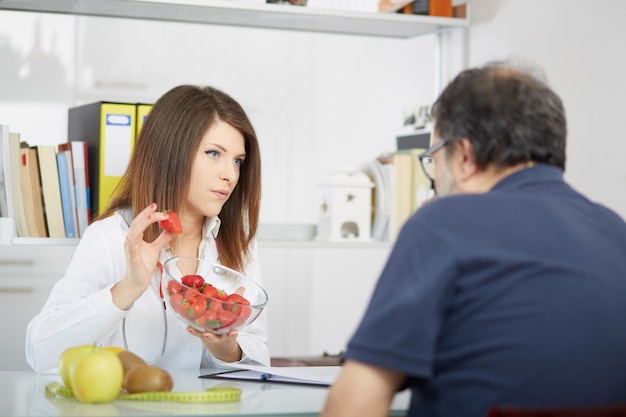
[161,256,268,334]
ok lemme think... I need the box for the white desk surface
[0,368,410,416]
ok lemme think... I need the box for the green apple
[69,348,124,403]
[58,344,99,392]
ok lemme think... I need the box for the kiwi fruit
[117,350,146,374]
[123,365,174,393]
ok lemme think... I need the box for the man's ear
[453,138,478,181]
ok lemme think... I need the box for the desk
[0,369,410,416]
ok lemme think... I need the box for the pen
[260,373,273,381]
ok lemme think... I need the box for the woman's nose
[219,161,236,182]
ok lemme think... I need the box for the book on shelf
[307,0,378,12]
[1,128,30,237]
[378,0,414,13]
[58,141,89,237]
[407,0,429,15]
[34,145,66,238]
[408,147,433,211]
[362,155,393,242]
[363,144,432,242]
[391,151,414,240]
[387,135,433,240]
[56,151,78,238]
[0,124,10,219]
[68,101,137,217]
[19,147,47,237]
[429,0,452,17]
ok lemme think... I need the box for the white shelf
[5,237,390,249]
[0,0,468,38]
[8,237,80,246]
[259,240,392,249]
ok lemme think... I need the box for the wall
[454,0,626,219]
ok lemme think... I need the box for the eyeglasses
[417,140,447,181]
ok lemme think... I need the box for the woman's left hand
[187,326,242,363]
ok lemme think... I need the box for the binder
[68,102,137,217]
[35,145,65,238]
[136,103,153,137]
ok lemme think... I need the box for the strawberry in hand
[159,210,182,234]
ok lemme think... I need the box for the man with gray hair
[322,61,626,417]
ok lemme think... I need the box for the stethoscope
[120,234,224,365]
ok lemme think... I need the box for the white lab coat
[25,210,269,373]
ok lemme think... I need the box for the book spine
[56,153,77,238]
[0,125,11,219]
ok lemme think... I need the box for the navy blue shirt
[345,165,626,417]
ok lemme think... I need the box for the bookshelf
[0,0,468,39]
[0,0,468,246]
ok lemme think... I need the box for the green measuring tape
[45,382,241,403]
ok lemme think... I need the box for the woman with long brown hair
[26,85,268,372]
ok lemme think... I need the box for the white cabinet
[0,245,76,371]
[259,242,391,357]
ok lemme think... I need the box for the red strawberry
[215,289,229,301]
[209,298,224,312]
[202,284,219,298]
[227,293,251,318]
[167,280,184,295]
[181,274,204,289]
[189,297,208,319]
[195,310,219,329]
[226,293,250,306]
[169,293,184,309]
[159,210,182,234]
[217,310,237,328]
[171,294,190,317]
[184,288,201,303]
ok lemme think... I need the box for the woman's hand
[187,327,242,363]
[111,203,175,310]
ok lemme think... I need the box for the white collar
[203,216,221,239]
[116,208,221,247]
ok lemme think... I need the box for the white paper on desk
[203,364,342,386]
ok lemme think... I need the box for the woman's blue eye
[205,150,219,158]
[234,158,243,167]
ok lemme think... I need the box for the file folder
[136,103,153,137]
[68,102,137,217]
